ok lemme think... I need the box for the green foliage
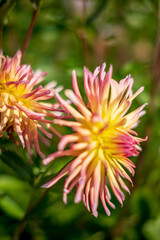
[0,0,16,25]
[0,195,24,220]
[143,216,160,240]
[0,175,27,191]
[0,0,160,239]
[0,150,33,182]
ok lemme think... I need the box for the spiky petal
[0,51,62,160]
[42,63,147,217]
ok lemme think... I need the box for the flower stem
[0,24,3,49]
[12,184,49,240]
[11,185,36,240]
[21,0,42,61]
[11,158,54,240]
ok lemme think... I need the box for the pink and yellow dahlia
[42,63,147,217]
[0,51,61,160]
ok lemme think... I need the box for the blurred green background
[0,0,160,239]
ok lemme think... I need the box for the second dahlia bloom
[0,51,61,160]
[42,63,147,217]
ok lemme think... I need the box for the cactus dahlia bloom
[42,63,147,217]
[0,51,61,160]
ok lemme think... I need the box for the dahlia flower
[42,63,147,217]
[0,51,61,160]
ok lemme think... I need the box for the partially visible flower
[0,51,62,160]
[42,63,147,217]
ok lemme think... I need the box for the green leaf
[0,195,24,220]
[0,174,27,191]
[0,150,33,182]
[143,216,160,240]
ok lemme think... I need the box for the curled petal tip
[92,210,98,218]
[107,212,111,216]
[63,189,70,194]
[74,194,82,203]
[102,62,106,68]
[64,89,74,99]
[16,50,22,58]
[111,203,116,209]
[63,195,68,204]
[63,189,69,204]
[72,69,76,75]
[63,198,67,204]
[109,64,113,72]
[83,66,87,71]
[41,183,49,188]
[145,136,148,141]
[43,156,54,165]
